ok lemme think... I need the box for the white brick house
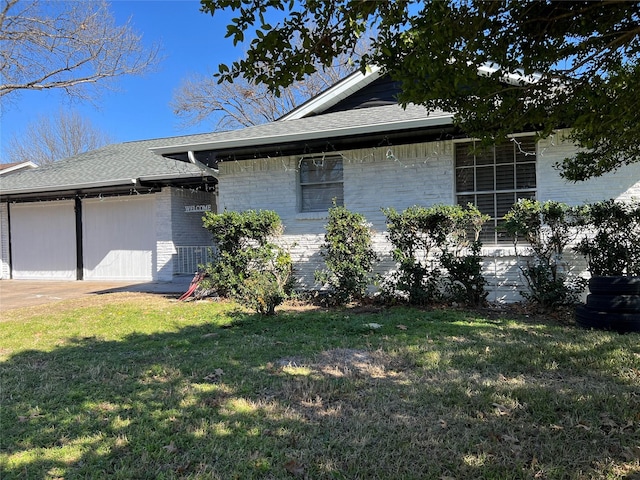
[149,69,640,302]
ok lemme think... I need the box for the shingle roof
[151,103,453,154]
[0,102,453,196]
[0,135,215,196]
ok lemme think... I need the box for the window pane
[476,166,495,191]
[479,225,496,244]
[456,168,474,192]
[300,158,343,184]
[516,163,536,189]
[301,183,343,212]
[496,164,514,190]
[454,137,536,245]
[457,194,474,207]
[476,148,494,165]
[496,192,516,217]
[476,193,495,217]
[455,144,474,167]
[495,143,514,164]
[515,138,536,162]
[517,191,536,201]
[496,218,510,243]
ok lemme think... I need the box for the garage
[82,196,156,281]
[0,136,217,283]
[10,201,77,280]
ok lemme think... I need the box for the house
[3,69,638,301]
[0,136,217,281]
[147,68,640,302]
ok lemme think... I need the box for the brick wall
[217,132,640,302]
[169,187,217,246]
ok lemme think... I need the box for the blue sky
[0,0,245,162]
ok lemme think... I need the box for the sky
[0,0,246,162]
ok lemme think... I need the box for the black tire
[575,305,640,333]
[588,276,640,295]
[586,294,640,313]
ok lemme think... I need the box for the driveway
[0,277,193,311]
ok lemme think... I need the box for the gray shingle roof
[1,103,452,196]
[0,135,215,195]
[151,104,453,154]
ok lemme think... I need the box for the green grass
[1,293,639,479]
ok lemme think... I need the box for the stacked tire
[575,276,640,333]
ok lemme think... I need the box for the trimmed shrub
[382,204,489,306]
[504,199,586,309]
[202,209,293,315]
[315,204,378,305]
[574,199,640,277]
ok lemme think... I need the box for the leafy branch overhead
[200,0,640,181]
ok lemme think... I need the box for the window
[455,137,536,244]
[299,156,344,212]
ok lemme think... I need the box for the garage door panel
[83,196,155,280]
[10,201,76,280]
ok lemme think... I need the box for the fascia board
[0,178,137,196]
[0,162,38,175]
[138,172,212,182]
[279,66,383,121]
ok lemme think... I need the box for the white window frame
[455,136,537,245]
[298,155,344,213]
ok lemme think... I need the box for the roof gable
[279,66,383,120]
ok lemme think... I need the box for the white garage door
[83,196,156,281]
[10,201,77,280]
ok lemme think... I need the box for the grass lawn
[1,292,639,479]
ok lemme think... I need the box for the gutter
[138,171,216,182]
[0,178,137,196]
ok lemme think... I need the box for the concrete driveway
[0,277,193,311]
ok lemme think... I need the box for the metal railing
[174,246,217,274]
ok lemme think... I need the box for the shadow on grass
[1,308,639,479]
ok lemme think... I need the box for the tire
[586,294,640,313]
[575,305,640,333]
[588,276,640,295]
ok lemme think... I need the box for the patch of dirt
[276,348,405,381]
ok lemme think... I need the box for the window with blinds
[299,157,344,212]
[455,138,537,244]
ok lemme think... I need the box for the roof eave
[0,178,138,197]
[149,113,454,156]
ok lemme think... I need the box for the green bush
[504,199,585,309]
[439,204,489,306]
[382,204,489,306]
[202,209,293,315]
[574,199,640,276]
[315,204,378,305]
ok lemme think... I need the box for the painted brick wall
[217,133,640,302]
[155,189,174,281]
[0,203,9,279]
[169,187,217,246]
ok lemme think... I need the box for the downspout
[188,151,219,178]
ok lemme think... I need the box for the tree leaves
[201,0,640,180]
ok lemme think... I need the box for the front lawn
[1,293,639,479]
